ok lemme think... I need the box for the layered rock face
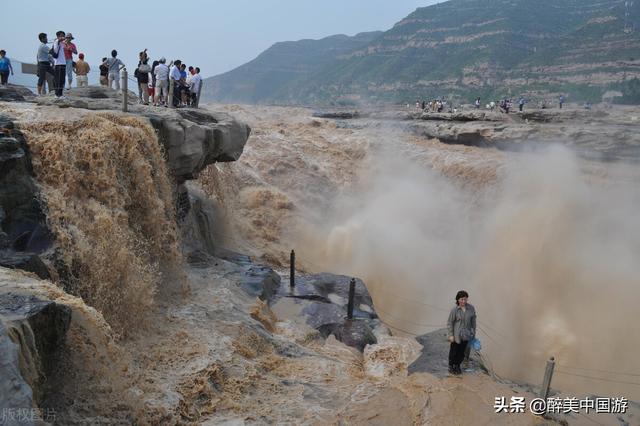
[407,107,640,161]
[204,0,640,105]
[34,86,250,181]
[0,115,51,280]
[0,268,72,418]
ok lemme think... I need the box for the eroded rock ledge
[30,86,251,181]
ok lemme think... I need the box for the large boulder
[146,108,249,180]
[274,273,379,351]
[0,85,35,102]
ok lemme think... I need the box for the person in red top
[63,33,78,89]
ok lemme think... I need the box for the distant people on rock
[75,53,90,87]
[190,67,202,106]
[36,33,54,94]
[474,97,481,109]
[99,57,109,86]
[447,290,477,376]
[179,63,189,106]
[499,98,510,114]
[139,48,148,65]
[0,50,14,86]
[584,102,592,110]
[104,50,125,91]
[416,100,421,109]
[63,33,77,89]
[421,100,426,110]
[559,95,565,109]
[153,57,169,106]
[518,97,526,112]
[489,101,496,112]
[169,59,183,107]
[135,58,150,105]
[52,31,68,98]
[150,60,159,102]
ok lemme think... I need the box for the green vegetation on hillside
[203,0,640,105]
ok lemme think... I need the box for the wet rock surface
[0,268,72,411]
[0,115,52,280]
[408,328,485,378]
[405,107,640,161]
[275,273,379,351]
[0,85,35,103]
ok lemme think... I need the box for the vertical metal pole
[289,250,295,289]
[347,278,356,319]
[168,78,175,108]
[539,357,555,400]
[195,79,203,108]
[122,68,128,112]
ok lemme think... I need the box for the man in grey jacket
[447,290,476,375]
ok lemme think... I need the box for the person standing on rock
[0,50,14,86]
[36,33,55,94]
[51,31,68,97]
[99,57,108,86]
[75,53,90,87]
[136,59,150,105]
[153,57,169,106]
[518,97,525,112]
[190,67,202,106]
[169,59,183,107]
[63,33,78,89]
[104,50,125,91]
[447,290,476,375]
[559,95,565,109]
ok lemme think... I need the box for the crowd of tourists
[414,98,456,113]
[1,31,203,107]
[409,94,569,114]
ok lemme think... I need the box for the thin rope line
[555,370,640,386]
[557,364,640,378]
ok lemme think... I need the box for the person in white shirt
[169,59,183,107]
[190,67,202,106]
[52,31,68,97]
[153,57,169,106]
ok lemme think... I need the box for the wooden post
[122,68,128,112]
[168,78,175,108]
[195,79,203,108]
[347,278,356,319]
[539,357,555,400]
[290,250,295,289]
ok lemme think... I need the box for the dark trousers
[449,340,468,367]
[54,65,66,96]
[519,104,524,112]
[0,72,8,85]
[37,62,54,87]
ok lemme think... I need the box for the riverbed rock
[0,85,35,103]
[275,273,379,351]
[0,115,51,279]
[0,267,72,413]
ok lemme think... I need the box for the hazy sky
[2,0,442,78]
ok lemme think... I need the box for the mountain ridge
[203,0,640,105]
